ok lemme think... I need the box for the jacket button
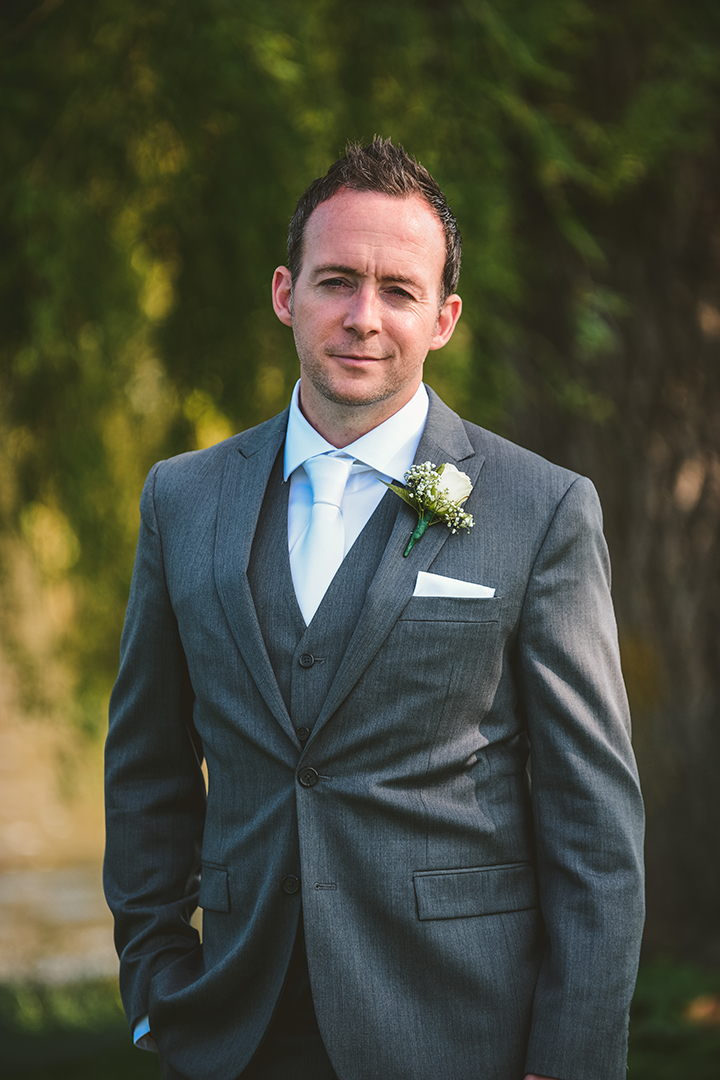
[296,726,310,742]
[282,875,300,894]
[298,767,319,788]
[299,653,315,668]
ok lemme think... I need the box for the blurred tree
[499,2,720,956]
[1,0,719,952]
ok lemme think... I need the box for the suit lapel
[313,390,486,734]
[214,410,297,743]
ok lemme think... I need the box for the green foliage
[2,0,720,731]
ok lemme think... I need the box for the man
[104,138,645,1080]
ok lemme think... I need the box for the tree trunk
[509,141,720,959]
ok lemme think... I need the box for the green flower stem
[403,512,436,556]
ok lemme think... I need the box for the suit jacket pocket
[399,595,500,623]
[413,862,537,920]
[199,861,230,912]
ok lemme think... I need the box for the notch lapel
[214,411,297,744]
[313,390,486,734]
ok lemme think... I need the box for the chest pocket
[399,595,501,624]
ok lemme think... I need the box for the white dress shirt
[133,380,428,1050]
[284,379,428,563]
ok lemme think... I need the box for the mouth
[328,352,387,364]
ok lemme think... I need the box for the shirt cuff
[133,1014,158,1052]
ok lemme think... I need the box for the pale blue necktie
[292,453,353,624]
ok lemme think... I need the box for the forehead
[302,189,446,289]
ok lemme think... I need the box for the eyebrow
[310,264,422,290]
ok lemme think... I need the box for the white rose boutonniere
[382,461,475,556]
[436,462,473,503]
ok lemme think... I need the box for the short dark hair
[287,137,462,303]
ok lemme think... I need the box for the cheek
[394,331,436,366]
[394,309,439,346]
[292,314,325,353]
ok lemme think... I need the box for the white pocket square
[413,571,496,599]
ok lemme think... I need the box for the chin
[313,375,394,408]
[324,386,397,409]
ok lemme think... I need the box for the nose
[342,286,381,337]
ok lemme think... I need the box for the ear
[272,266,294,327]
[428,294,462,352]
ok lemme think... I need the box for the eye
[318,277,350,289]
[386,286,415,301]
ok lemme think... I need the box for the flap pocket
[413,862,537,920]
[399,596,500,623]
[199,862,230,912]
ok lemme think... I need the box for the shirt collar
[283,380,429,483]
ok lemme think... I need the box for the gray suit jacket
[104,388,644,1080]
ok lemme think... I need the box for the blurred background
[1,0,719,1076]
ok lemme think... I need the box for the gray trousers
[241,921,337,1080]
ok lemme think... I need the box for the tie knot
[303,454,353,509]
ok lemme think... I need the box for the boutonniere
[382,461,474,556]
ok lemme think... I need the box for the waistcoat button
[281,875,300,894]
[296,726,310,742]
[299,653,315,668]
[298,767,319,788]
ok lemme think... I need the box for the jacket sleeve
[517,476,645,1080]
[104,462,207,1031]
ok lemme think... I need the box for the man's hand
[136,1032,159,1053]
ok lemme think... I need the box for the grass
[0,980,159,1079]
[628,961,720,1079]
[0,963,718,1078]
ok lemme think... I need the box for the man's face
[272,189,461,428]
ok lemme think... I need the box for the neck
[298,380,421,448]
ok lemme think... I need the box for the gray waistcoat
[247,449,399,736]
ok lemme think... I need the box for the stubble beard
[295,333,414,411]
[302,362,404,409]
